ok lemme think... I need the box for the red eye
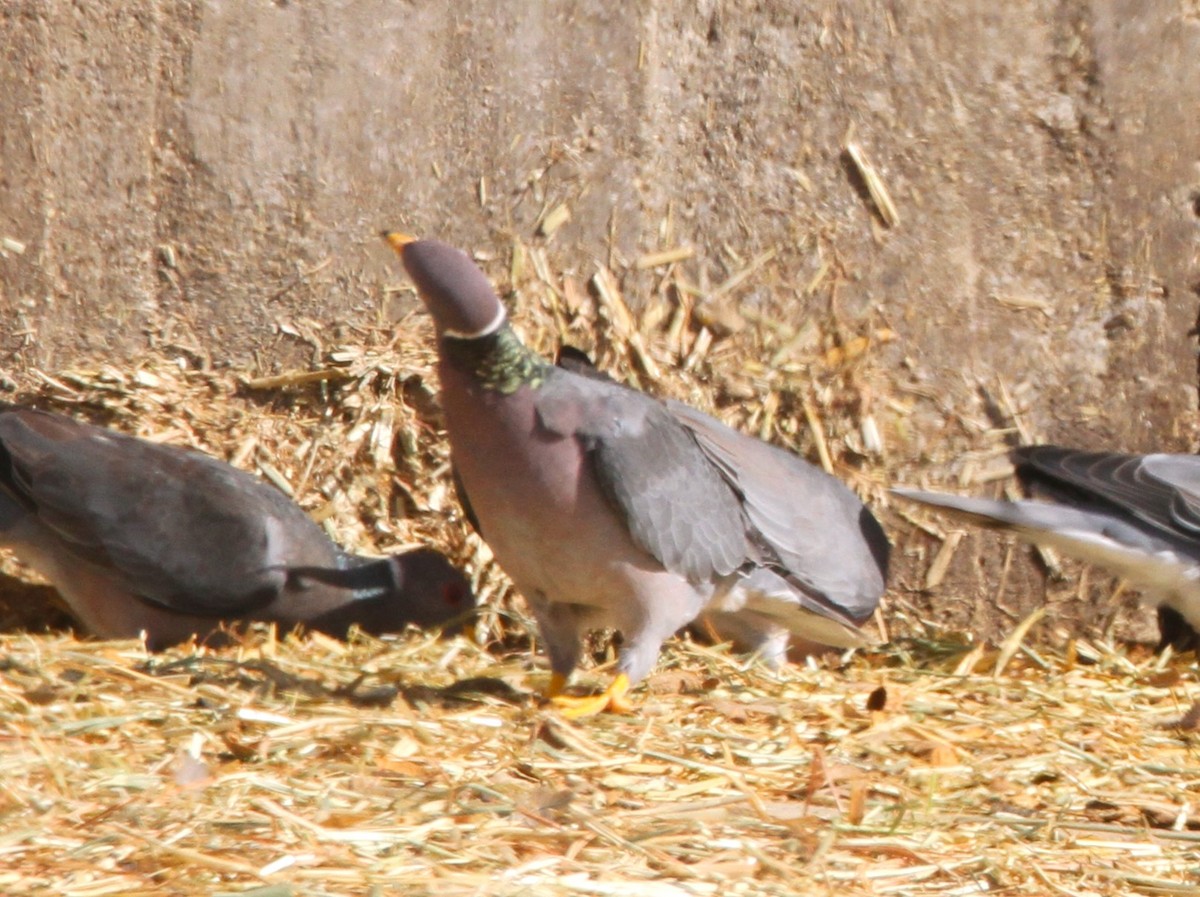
[442,582,466,605]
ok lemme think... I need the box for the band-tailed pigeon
[0,407,474,649]
[553,344,857,665]
[894,445,1200,651]
[384,233,890,715]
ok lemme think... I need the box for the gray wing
[667,400,889,621]
[1142,455,1200,535]
[1015,446,1200,541]
[0,410,336,615]
[891,487,1178,550]
[892,487,1200,598]
[534,370,749,581]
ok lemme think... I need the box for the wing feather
[535,373,748,581]
[1016,447,1200,539]
[667,400,888,620]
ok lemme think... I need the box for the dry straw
[0,237,1193,896]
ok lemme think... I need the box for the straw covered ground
[0,241,1198,896]
[4,624,1200,897]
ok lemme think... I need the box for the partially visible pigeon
[385,233,889,715]
[894,445,1200,651]
[0,407,474,649]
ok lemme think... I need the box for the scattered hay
[0,237,1192,895]
[0,631,1197,895]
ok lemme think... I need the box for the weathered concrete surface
[1,1,1198,641]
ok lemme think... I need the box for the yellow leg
[550,673,634,719]
[546,671,569,699]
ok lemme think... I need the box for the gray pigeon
[0,406,474,649]
[385,233,889,716]
[554,344,855,665]
[894,445,1200,650]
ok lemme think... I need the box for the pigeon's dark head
[298,547,476,638]
[383,233,506,339]
[387,547,477,628]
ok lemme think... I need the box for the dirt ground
[2,1,1200,643]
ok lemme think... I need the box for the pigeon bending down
[384,233,890,716]
[894,446,1200,651]
[0,407,474,649]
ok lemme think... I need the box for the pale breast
[442,376,663,618]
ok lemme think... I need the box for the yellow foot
[549,673,634,719]
[545,672,570,700]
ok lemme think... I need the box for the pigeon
[0,406,475,649]
[384,233,889,715]
[553,344,857,665]
[894,445,1200,651]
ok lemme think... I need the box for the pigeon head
[384,546,477,628]
[383,233,506,338]
[292,547,476,636]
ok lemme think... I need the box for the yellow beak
[381,231,417,254]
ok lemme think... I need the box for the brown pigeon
[385,234,888,715]
[0,407,474,648]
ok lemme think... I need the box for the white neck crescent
[443,304,507,340]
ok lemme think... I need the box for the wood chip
[924,530,964,591]
[538,203,571,237]
[591,266,661,380]
[846,140,900,227]
[636,246,695,270]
